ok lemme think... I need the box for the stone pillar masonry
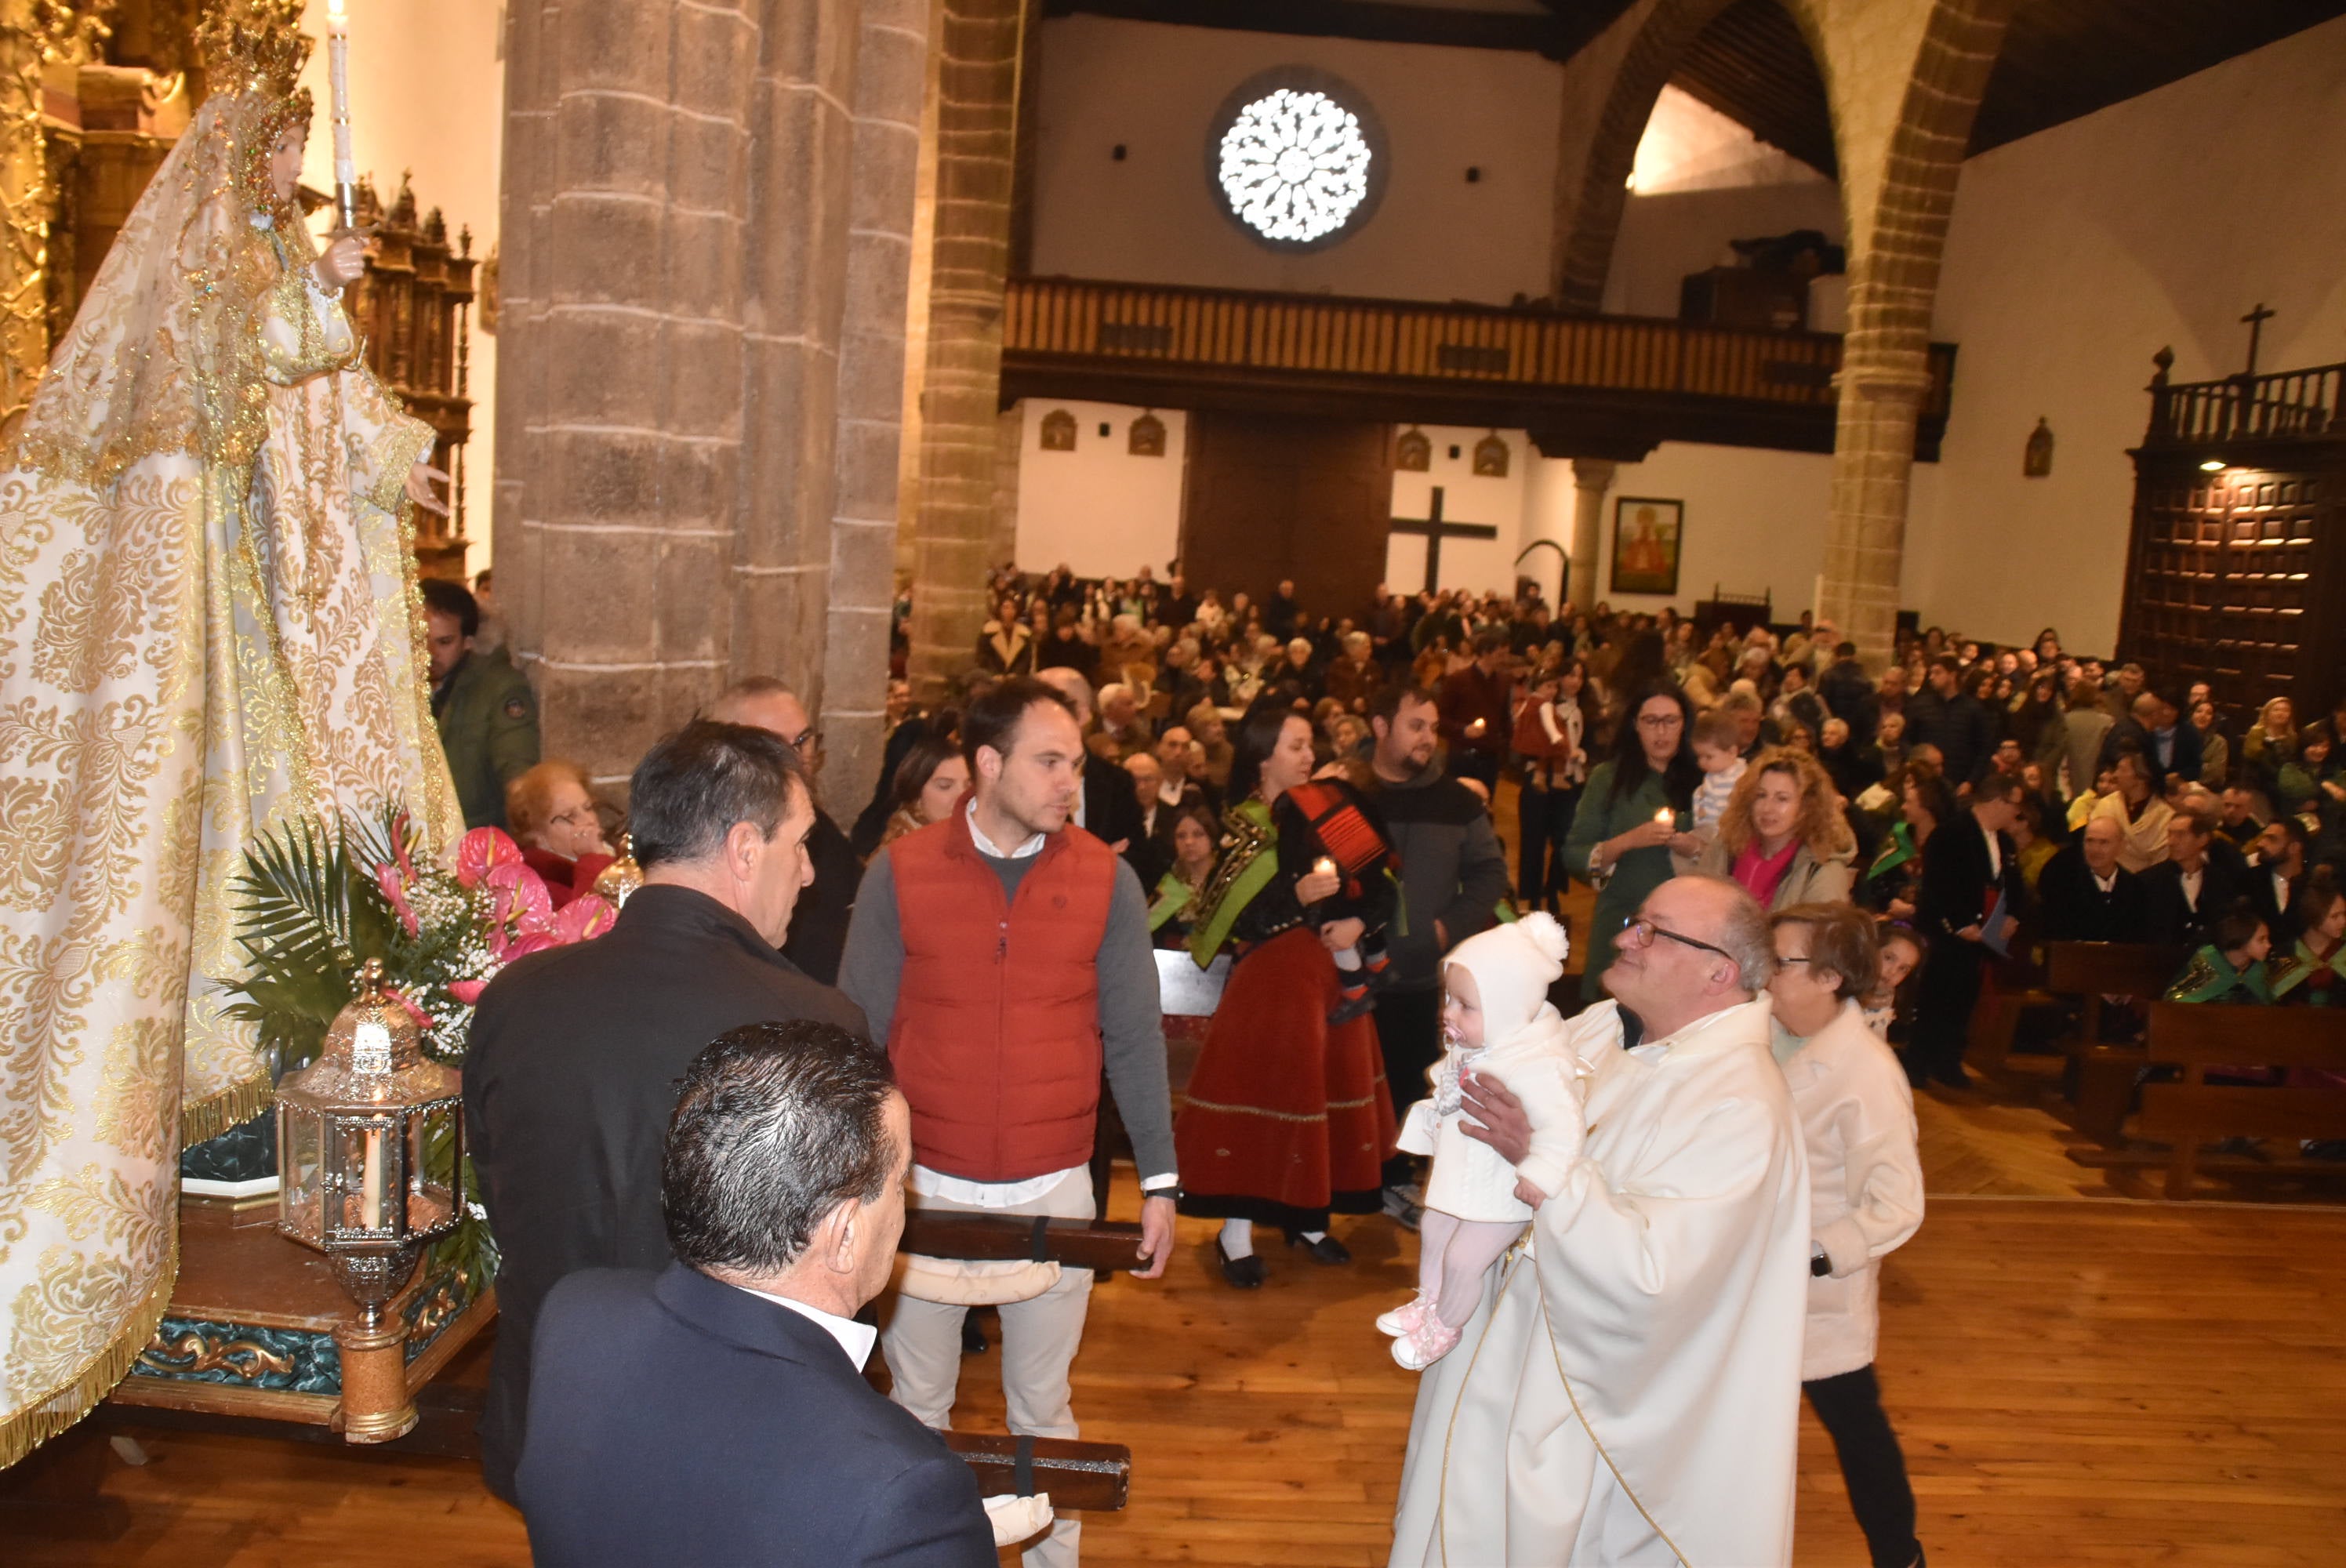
[990,401,1022,570]
[1567,457,1618,613]
[1812,0,2015,670]
[820,0,934,815]
[903,0,1025,708]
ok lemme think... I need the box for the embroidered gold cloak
[0,84,457,1465]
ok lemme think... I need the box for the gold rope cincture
[1429,1240,1692,1568]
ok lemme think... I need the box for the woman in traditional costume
[2163,906,2275,1004]
[0,6,459,1462]
[2268,870,2346,1007]
[1146,800,1222,950]
[1174,708,1398,1287]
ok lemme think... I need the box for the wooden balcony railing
[2146,360,2346,447]
[1002,275,1956,419]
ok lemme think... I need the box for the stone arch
[1550,0,1766,314]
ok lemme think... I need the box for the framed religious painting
[1610,498,1683,596]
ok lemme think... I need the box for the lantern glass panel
[278,1100,326,1247]
[405,1100,460,1234]
[336,1115,401,1237]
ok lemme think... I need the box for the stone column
[499,0,926,795]
[1567,458,1617,613]
[820,0,933,811]
[1804,0,2016,668]
[989,401,1022,568]
[902,0,1024,706]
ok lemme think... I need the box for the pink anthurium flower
[457,827,525,891]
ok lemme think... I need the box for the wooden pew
[2042,942,2188,1142]
[2134,1003,2346,1199]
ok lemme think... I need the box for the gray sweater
[840,840,1178,1185]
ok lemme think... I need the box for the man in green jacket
[423,578,539,829]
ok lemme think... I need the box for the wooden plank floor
[19,1187,2344,1566]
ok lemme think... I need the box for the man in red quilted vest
[841,677,1177,1568]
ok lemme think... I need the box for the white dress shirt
[735,1283,877,1370]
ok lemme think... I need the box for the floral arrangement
[223,807,616,1287]
[224,807,613,1072]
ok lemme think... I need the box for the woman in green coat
[1565,681,1700,1000]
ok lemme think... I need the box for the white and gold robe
[1389,998,1810,1568]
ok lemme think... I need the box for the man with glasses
[1389,875,1810,1568]
[709,678,863,985]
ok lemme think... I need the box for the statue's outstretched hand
[405,463,451,517]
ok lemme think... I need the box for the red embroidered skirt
[1175,926,1398,1225]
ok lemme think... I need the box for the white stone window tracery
[1215,88,1375,245]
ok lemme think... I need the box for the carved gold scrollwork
[139,1328,296,1381]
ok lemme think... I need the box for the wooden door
[1179,413,1389,628]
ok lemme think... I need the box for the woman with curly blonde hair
[1694,746,1858,909]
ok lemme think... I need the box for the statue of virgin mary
[0,2,460,1464]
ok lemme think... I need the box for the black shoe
[1284,1229,1352,1265]
[1215,1236,1266,1289]
[961,1315,988,1356]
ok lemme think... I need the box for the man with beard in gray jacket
[1361,684,1513,1228]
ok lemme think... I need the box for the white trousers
[881,1167,1096,1568]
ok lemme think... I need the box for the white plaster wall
[1592,442,1836,615]
[297,1,504,570]
[1602,182,1846,320]
[1028,16,1562,304]
[1909,14,2346,656]
[1014,400,1187,578]
[1386,426,1528,595]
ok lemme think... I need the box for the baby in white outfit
[1380,913,1587,1369]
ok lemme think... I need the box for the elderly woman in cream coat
[1768,902,1928,1568]
[1694,747,1860,909]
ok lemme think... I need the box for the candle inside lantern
[359,1125,386,1229]
[325,0,358,230]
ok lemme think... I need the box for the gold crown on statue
[197,0,314,99]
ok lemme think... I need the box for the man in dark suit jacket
[2036,815,2151,942]
[2247,815,2312,946]
[518,1020,997,1567]
[707,679,862,985]
[2099,693,2203,788]
[1033,665,1146,855]
[1909,773,2028,1088]
[465,720,866,1503]
[2140,804,2242,946]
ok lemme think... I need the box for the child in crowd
[1380,914,1585,1370]
[1862,925,1927,1042]
[2164,906,2275,1004]
[1673,708,1749,873]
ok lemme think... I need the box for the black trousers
[1908,942,1985,1083]
[1372,986,1442,1189]
[1804,1364,1920,1568]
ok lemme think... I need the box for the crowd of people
[453,555,2340,1568]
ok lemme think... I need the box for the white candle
[1313,855,1337,879]
[360,1126,386,1229]
[325,0,358,226]
[1654,807,1675,828]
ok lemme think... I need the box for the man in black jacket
[2036,815,2151,943]
[464,720,866,1503]
[709,678,863,985]
[1034,665,1146,856]
[517,1020,997,1567]
[1817,641,1879,743]
[1362,684,1511,1224]
[2140,804,2242,946]
[1909,773,2028,1088]
[1904,656,1997,790]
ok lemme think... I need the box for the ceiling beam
[1043,0,1585,57]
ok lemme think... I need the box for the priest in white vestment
[1389,876,1810,1567]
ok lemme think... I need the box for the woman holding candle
[1564,681,1701,1001]
[1174,708,1400,1287]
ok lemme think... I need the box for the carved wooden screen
[2122,461,2335,717]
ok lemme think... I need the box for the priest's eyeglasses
[1620,918,1731,960]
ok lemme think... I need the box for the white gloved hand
[982,1491,1055,1548]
